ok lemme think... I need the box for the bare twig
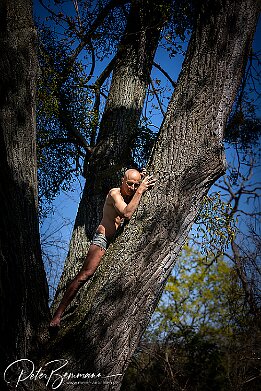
[153,62,177,88]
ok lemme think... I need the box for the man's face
[121,170,141,196]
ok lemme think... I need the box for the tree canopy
[35,0,261,216]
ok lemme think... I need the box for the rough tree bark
[44,0,259,390]
[52,0,170,303]
[0,0,50,389]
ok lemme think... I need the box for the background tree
[0,0,50,389]
[122,248,233,391]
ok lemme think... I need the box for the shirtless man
[49,169,156,328]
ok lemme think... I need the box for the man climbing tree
[50,169,156,328]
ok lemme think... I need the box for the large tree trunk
[0,1,50,389]
[45,0,259,390]
[52,0,170,305]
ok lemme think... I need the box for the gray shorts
[91,232,109,251]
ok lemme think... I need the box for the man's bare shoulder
[108,187,122,201]
[109,187,121,194]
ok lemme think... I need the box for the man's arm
[111,175,156,220]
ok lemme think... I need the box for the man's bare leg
[49,245,105,328]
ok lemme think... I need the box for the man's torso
[96,188,125,238]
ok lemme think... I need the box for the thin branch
[39,137,82,148]
[64,121,93,154]
[91,55,117,89]
[85,40,96,83]
[149,77,165,117]
[231,240,260,316]
[58,93,93,154]
[39,0,67,22]
[153,62,177,88]
[87,55,118,146]
[73,0,83,30]
[59,0,129,82]
[236,209,261,216]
